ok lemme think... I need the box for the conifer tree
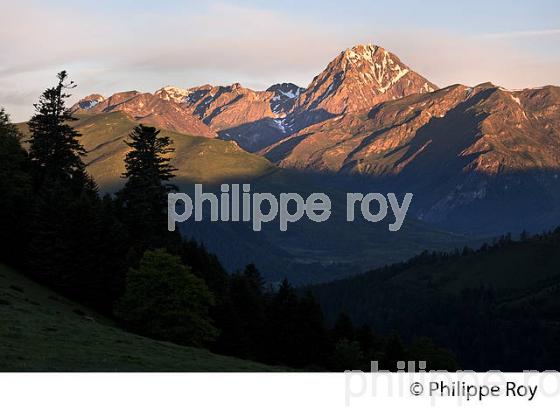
[179,240,230,303]
[0,108,31,264]
[117,124,178,251]
[27,71,89,192]
[294,290,330,368]
[223,264,267,359]
[263,279,300,365]
[24,73,124,312]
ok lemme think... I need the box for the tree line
[0,72,457,370]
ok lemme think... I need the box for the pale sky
[1,0,559,121]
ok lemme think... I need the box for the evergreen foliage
[22,72,125,312]
[27,71,89,192]
[0,109,31,263]
[117,124,178,252]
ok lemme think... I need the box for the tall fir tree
[293,290,330,368]
[117,124,178,253]
[263,279,300,365]
[24,72,125,312]
[27,71,91,193]
[221,264,267,359]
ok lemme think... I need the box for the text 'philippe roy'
[168,184,413,232]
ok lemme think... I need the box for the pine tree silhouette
[24,73,124,312]
[117,124,178,252]
[27,71,89,192]
[0,108,31,264]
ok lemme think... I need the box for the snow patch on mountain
[273,118,286,133]
[81,100,100,109]
[155,86,191,103]
[75,94,106,111]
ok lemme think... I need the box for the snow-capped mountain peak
[294,43,437,114]
[154,86,191,103]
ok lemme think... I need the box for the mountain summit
[294,44,437,115]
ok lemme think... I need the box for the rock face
[74,44,435,151]
[264,83,560,175]
[75,94,105,110]
[294,44,436,115]
[157,83,272,129]
[266,83,304,115]
[72,91,216,138]
[263,83,560,233]
[154,82,305,151]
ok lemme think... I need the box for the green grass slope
[18,112,274,191]
[0,264,278,371]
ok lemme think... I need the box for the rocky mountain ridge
[73,43,436,151]
[71,43,560,234]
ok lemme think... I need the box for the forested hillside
[311,230,560,370]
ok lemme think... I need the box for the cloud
[0,2,343,79]
[0,89,39,107]
[0,2,350,120]
[480,28,560,39]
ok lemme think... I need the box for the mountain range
[17,111,472,284]
[71,43,560,238]
[72,44,437,151]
